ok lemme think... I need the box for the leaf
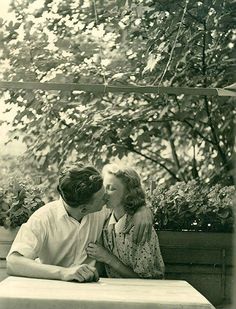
[159,106,169,119]
[218,209,230,219]
[117,0,127,8]
[143,54,160,73]
[55,38,71,50]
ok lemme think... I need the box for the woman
[87,164,164,279]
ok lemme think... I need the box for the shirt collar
[108,212,127,234]
[57,197,70,219]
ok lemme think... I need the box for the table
[0,276,215,309]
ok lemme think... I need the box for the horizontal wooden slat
[158,231,233,249]
[0,228,18,259]
[160,247,232,265]
[0,81,235,96]
[0,243,12,259]
[164,264,233,275]
[217,88,236,96]
[158,231,233,266]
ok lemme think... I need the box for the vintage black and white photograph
[0,0,235,308]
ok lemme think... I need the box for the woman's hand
[86,243,111,263]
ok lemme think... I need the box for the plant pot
[157,230,233,307]
[0,226,19,282]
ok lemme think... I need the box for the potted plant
[147,180,235,306]
[0,176,45,281]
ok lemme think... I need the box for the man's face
[85,186,108,214]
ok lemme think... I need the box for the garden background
[0,0,235,307]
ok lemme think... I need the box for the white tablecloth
[0,276,215,309]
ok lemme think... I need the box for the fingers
[88,243,96,248]
[83,265,99,282]
[93,268,99,282]
[140,224,152,245]
[87,243,98,252]
[78,267,95,282]
[86,245,96,256]
[87,253,95,259]
[86,265,96,272]
[87,243,101,255]
[133,224,144,244]
[123,221,133,234]
[75,274,86,282]
[86,247,93,255]
[75,265,99,283]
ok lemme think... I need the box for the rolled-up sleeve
[7,215,47,260]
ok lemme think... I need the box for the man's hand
[86,243,111,263]
[124,206,153,244]
[60,264,99,282]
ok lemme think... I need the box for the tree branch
[152,0,189,86]
[183,118,216,145]
[129,147,181,181]
[201,21,220,145]
[202,19,232,182]
[165,122,187,182]
[176,3,203,24]
[168,109,216,145]
[191,143,199,179]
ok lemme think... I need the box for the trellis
[0,81,236,97]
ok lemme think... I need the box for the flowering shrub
[148,180,235,233]
[0,176,45,229]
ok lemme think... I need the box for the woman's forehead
[104,173,124,186]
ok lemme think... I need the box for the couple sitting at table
[7,163,164,282]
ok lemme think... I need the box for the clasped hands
[61,244,109,283]
[61,263,99,283]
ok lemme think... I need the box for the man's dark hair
[57,164,103,208]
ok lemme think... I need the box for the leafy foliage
[148,180,235,232]
[0,176,45,229]
[0,0,235,186]
[0,153,59,228]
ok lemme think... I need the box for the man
[7,164,152,282]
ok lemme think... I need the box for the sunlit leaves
[0,0,234,188]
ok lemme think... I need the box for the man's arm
[7,252,99,282]
[124,206,153,244]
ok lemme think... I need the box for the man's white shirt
[8,199,110,267]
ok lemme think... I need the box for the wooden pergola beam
[0,81,235,96]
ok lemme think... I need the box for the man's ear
[80,205,88,214]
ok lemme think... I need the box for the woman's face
[103,173,125,210]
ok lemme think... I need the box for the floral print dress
[103,213,165,279]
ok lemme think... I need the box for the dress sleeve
[7,214,47,260]
[127,227,165,279]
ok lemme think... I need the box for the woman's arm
[7,252,99,282]
[87,243,139,278]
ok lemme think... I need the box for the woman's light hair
[102,163,146,215]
